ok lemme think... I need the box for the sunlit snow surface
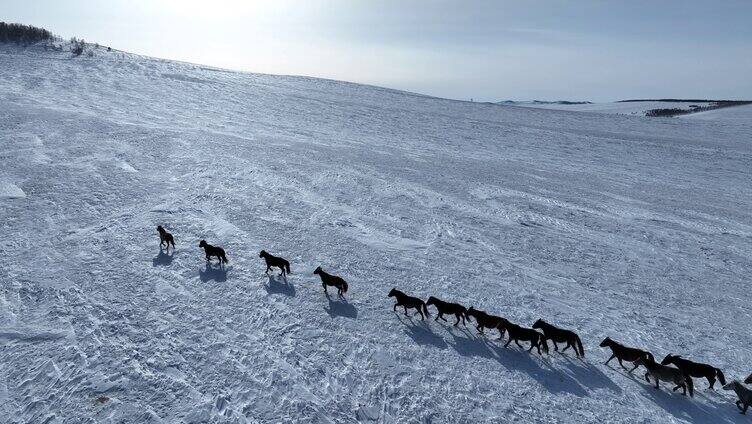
[1,44,751,423]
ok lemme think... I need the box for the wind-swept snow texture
[1,44,751,423]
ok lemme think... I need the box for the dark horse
[532,319,584,358]
[599,337,654,372]
[499,319,549,355]
[661,354,726,389]
[465,307,505,338]
[426,296,466,326]
[388,289,429,319]
[313,266,348,297]
[259,250,291,277]
[199,240,228,266]
[157,225,175,251]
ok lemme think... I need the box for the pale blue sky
[4,0,752,101]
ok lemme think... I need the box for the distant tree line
[646,101,752,117]
[0,22,54,44]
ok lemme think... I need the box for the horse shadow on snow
[152,248,174,266]
[397,314,448,350]
[401,321,620,398]
[636,375,744,424]
[324,294,357,319]
[199,263,228,283]
[264,274,295,297]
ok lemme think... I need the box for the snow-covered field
[1,44,751,423]
[683,104,752,124]
[507,101,717,117]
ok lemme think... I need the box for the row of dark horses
[157,226,752,415]
[387,287,752,413]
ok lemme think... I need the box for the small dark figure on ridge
[388,289,429,320]
[259,250,291,278]
[199,240,228,266]
[314,266,348,297]
[157,225,175,251]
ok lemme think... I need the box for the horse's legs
[504,338,512,348]
[562,343,571,353]
[655,379,660,390]
[604,354,615,365]
[706,375,715,389]
[515,339,524,349]
[418,309,425,320]
[404,306,409,316]
[644,372,651,383]
[736,401,743,411]
[629,362,639,373]
[453,314,460,326]
[440,315,448,322]
[393,303,398,312]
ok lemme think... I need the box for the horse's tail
[342,281,348,293]
[223,253,229,263]
[574,334,585,357]
[285,262,291,274]
[684,373,694,397]
[422,302,430,316]
[539,334,549,354]
[716,368,726,386]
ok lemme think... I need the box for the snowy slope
[505,101,715,117]
[682,104,752,124]
[1,44,752,423]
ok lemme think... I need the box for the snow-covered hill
[1,44,751,423]
[505,101,752,123]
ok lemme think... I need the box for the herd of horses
[158,225,752,415]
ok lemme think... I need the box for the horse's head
[313,266,322,275]
[722,381,740,391]
[599,337,613,348]
[467,306,477,317]
[199,240,207,248]
[426,296,437,305]
[660,354,679,366]
[532,319,544,329]
[259,250,267,258]
[157,225,164,233]
[636,353,654,365]
[387,288,397,297]
[745,373,752,385]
